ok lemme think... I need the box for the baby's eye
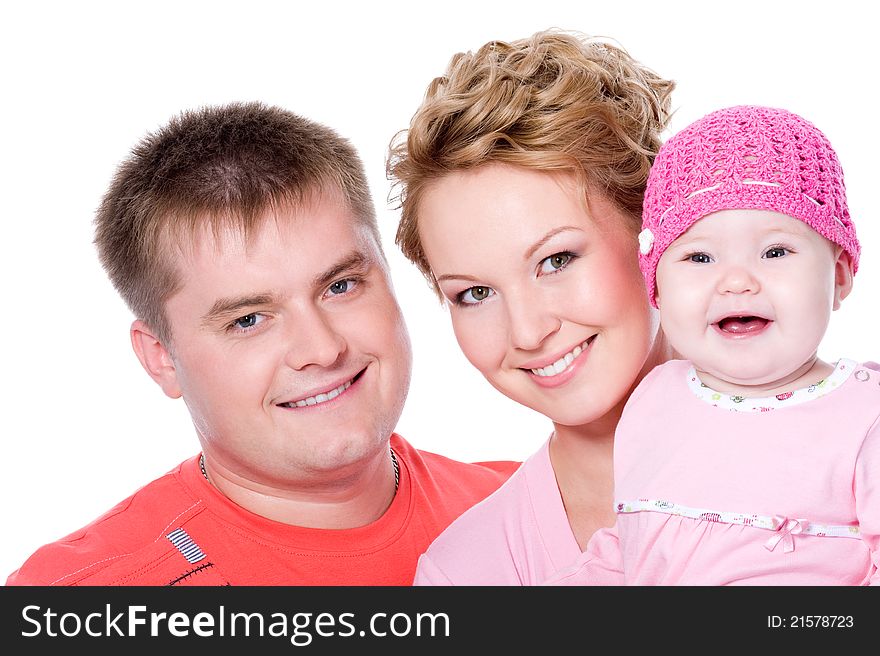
[763,247,789,259]
[458,285,495,305]
[687,252,713,264]
[538,252,574,275]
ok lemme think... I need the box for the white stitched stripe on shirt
[166,528,207,564]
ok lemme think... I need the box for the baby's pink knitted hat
[638,105,859,307]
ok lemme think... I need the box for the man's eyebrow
[202,293,278,325]
[313,251,372,288]
[200,252,373,326]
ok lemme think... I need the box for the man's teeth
[530,339,591,377]
[291,380,352,408]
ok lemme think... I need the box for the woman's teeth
[530,339,591,377]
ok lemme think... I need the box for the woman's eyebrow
[436,272,481,284]
[435,226,582,284]
[524,226,581,260]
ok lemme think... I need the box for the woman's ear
[832,248,855,311]
[130,319,182,399]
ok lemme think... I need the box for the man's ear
[130,320,182,399]
[832,249,855,311]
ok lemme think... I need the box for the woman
[387,29,675,584]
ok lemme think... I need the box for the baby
[552,105,879,585]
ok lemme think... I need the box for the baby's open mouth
[716,316,770,334]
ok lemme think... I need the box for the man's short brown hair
[94,101,379,343]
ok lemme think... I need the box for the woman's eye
[459,285,495,305]
[687,252,713,264]
[538,252,573,275]
[763,247,789,259]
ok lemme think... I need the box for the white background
[2,0,877,579]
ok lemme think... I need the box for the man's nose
[283,308,346,370]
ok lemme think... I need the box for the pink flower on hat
[638,228,655,255]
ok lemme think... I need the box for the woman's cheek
[451,310,501,373]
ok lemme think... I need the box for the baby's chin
[691,359,816,396]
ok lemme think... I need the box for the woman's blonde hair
[387,29,675,297]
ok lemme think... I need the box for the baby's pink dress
[551,359,880,585]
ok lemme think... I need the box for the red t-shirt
[7,434,518,586]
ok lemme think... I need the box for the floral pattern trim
[617,498,861,553]
[685,358,858,412]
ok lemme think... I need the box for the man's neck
[200,447,399,529]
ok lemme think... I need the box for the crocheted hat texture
[638,105,859,308]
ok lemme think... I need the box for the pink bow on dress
[764,517,806,553]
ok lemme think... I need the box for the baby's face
[655,209,850,388]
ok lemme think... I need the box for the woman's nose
[506,294,561,351]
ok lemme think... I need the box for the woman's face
[417,163,658,427]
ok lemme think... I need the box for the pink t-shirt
[414,438,581,585]
[551,359,880,585]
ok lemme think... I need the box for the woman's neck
[548,325,674,549]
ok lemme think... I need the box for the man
[7,102,517,585]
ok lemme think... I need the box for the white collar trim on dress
[685,359,858,412]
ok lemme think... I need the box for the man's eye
[327,278,358,296]
[231,313,263,331]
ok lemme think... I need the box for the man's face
[149,194,412,485]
